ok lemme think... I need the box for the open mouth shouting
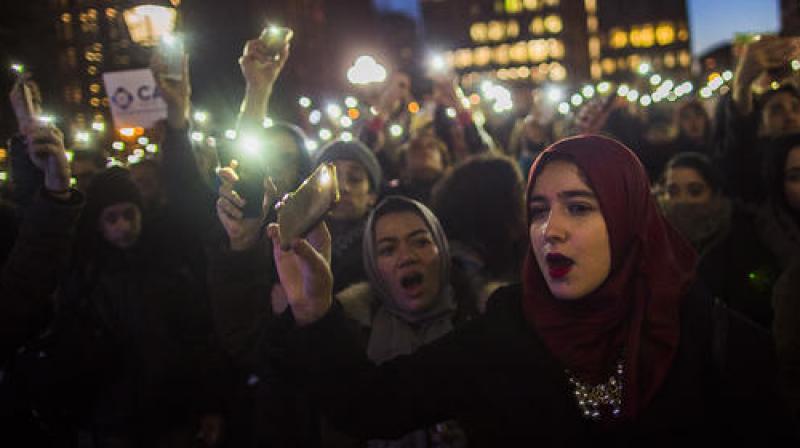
[545,253,575,280]
[399,271,425,297]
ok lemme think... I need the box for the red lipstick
[545,253,574,279]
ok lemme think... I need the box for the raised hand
[9,74,43,136]
[375,72,411,119]
[216,161,276,251]
[151,52,191,129]
[27,125,71,197]
[266,222,332,326]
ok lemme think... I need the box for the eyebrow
[529,189,597,202]
[376,228,430,246]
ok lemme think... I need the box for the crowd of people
[1,29,799,447]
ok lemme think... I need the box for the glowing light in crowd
[722,70,734,81]
[122,5,177,47]
[120,127,135,137]
[38,115,55,125]
[263,117,274,128]
[137,137,149,145]
[429,53,447,72]
[370,106,379,116]
[446,108,457,118]
[319,128,332,141]
[546,85,564,102]
[224,129,237,140]
[571,93,583,106]
[309,110,322,124]
[344,96,358,108]
[793,60,800,72]
[112,141,125,151]
[128,155,141,164]
[347,56,387,85]
[389,124,403,138]
[637,63,651,75]
[146,144,158,153]
[558,102,570,115]
[407,102,420,114]
[482,83,513,112]
[92,122,105,132]
[700,87,712,98]
[640,95,652,107]
[11,63,24,74]
[299,97,312,108]
[193,111,208,123]
[649,74,662,86]
[134,148,145,158]
[348,108,360,119]
[239,135,262,156]
[340,131,354,142]
[597,82,611,94]
[340,117,353,128]
[581,85,595,98]
[191,132,204,142]
[626,90,640,102]
[65,151,75,162]
[326,104,342,119]
[617,84,630,96]
[75,131,90,143]
[306,140,319,152]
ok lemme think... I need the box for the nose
[395,242,420,268]
[543,209,568,244]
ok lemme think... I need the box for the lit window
[627,54,642,70]
[90,97,100,107]
[544,15,563,34]
[664,52,676,68]
[588,37,600,58]
[601,58,616,74]
[510,41,528,63]
[470,23,488,42]
[630,26,641,47]
[505,0,523,14]
[655,23,675,46]
[545,0,560,6]
[584,0,596,13]
[87,8,98,19]
[518,66,531,78]
[90,83,101,94]
[591,62,602,80]
[61,13,72,23]
[528,39,548,62]
[494,44,510,65]
[549,39,565,59]
[455,49,473,68]
[106,8,117,19]
[617,57,628,69]
[610,28,627,48]
[507,20,520,38]
[679,50,691,67]
[639,24,655,47]
[489,21,506,41]
[497,68,509,80]
[549,62,567,81]
[87,66,97,75]
[524,0,540,10]
[474,47,492,66]
[587,16,598,33]
[102,98,110,107]
[678,26,689,41]
[530,17,544,35]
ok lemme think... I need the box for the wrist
[230,233,259,252]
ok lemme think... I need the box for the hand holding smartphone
[158,33,185,81]
[259,25,293,60]
[276,163,339,250]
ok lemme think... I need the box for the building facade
[422,0,691,88]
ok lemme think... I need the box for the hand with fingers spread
[151,52,191,129]
[267,222,333,326]
[216,161,276,251]
[9,74,43,136]
[27,125,71,198]
[733,37,800,115]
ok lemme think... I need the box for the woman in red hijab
[271,134,795,445]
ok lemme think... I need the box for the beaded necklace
[565,357,624,421]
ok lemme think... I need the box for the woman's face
[99,202,142,249]
[679,107,708,141]
[784,146,800,212]
[375,211,442,313]
[328,160,376,222]
[529,160,611,300]
[664,167,713,205]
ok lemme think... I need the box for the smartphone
[276,163,339,250]
[259,25,293,59]
[158,34,184,81]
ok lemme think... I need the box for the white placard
[102,69,168,129]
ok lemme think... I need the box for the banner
[102,69,168,129]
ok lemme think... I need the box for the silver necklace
[565,358,624,421]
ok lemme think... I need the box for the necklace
[565,358,624,421]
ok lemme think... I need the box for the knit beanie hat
[84,166,143,221]
[314,139,383,191]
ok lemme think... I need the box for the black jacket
[284,283,795,447]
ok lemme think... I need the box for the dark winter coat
[283,283,795,447]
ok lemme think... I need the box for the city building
[422,0,691,88]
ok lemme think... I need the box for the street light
[123,1,178,47]
[347,56,387,85]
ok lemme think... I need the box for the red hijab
[521,134,697,420]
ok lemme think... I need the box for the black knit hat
[314,139,383,191]
[84,166,143,220]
